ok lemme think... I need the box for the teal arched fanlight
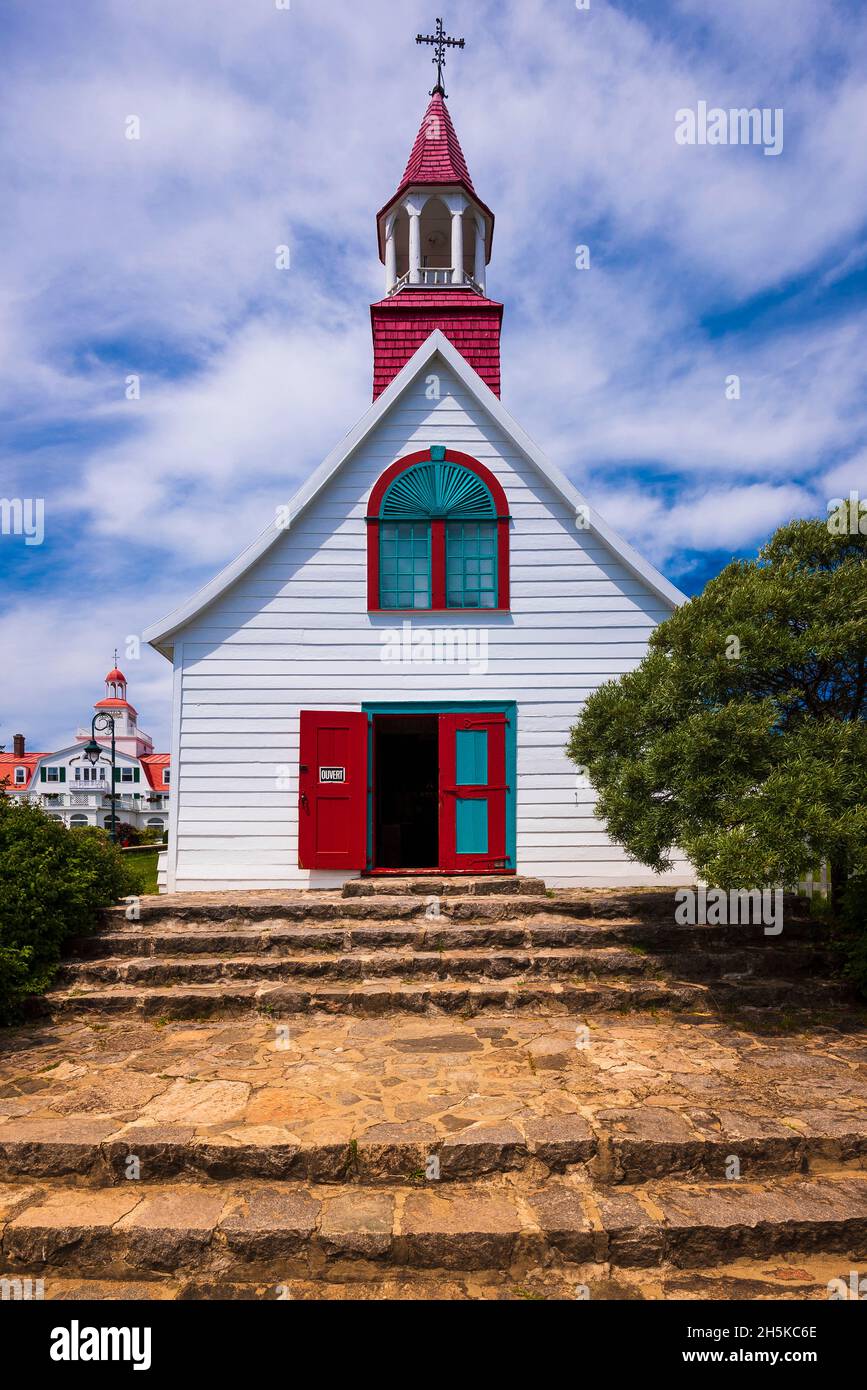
[371,446,509,612]
[381,461,496,520]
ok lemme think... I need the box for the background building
[0,666,170,836]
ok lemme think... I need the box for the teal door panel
[455,729,488,786]
[456,797,489,855]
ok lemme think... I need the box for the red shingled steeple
[396,92,476,198]
[371,91,502,400]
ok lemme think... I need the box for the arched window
[367,448,510,611]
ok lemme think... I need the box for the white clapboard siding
[165,362,692,889]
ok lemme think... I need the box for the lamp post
[83,712,117,843]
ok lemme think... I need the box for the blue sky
[1,0,866,751]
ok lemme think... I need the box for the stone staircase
[2,878,864,1300]
[45,878,842,1021]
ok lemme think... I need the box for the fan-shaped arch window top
[367,447,510,612]
[381,462,496,521]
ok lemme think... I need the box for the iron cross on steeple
[416,18,465,98]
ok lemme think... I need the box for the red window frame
[367,449,510,612]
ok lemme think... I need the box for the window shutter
[59,768,66,783]
[113,768,120,783]
[40,767,47,782]
[133,768,140,783]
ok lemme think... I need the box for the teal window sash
[445,521,498,610]
[379,521,431,610]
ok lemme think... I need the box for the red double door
[298,710,508,873]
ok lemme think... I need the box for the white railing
[34,792,150,811]
[390,268,484,294]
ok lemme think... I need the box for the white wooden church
[145,67,689,894]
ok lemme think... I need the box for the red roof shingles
[1,751,171,794]
[376,94,494,255]
[140,753,171,791]
[0,753,46,791]
[396,93,475,196]
[371,291,503,399]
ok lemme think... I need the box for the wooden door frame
[362,701,516,875]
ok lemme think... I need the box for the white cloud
[593,481,820,567]
[0,594,176,752]
[3,0,867,747]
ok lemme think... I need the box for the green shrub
[137,826,167,846]
[122,848,160,896]
[839,860,867,998]
[0,797,132,1022]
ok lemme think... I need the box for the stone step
[44,976,706,1020]
[342,876,548,898]
[57,947,662,988]
[19,1252,859,1299]
[44,973,845,1021]
[101,892,815,931]
[3,1106,865,1188]
[2,1173,866,1277]
[57,947,834,993]
[69,922,830,970]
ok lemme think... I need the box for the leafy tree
[567,518,867,927]
[0,796,132,1021]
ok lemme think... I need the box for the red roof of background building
[105,668,126,683]
[1,750,171,794]
[140,753,171,790]
[94,698,137,712]
[0,753,46,792]
[371,290,503,399]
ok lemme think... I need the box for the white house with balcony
[0,666,170,837]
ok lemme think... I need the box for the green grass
[121,848,160,895]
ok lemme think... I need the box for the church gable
[173,353,670,652]
[146,339,682,656]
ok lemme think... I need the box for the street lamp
[84,711,117,843]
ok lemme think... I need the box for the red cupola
[95,660,137,716]
[371,87,503,400]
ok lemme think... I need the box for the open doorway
[373,715,438,869]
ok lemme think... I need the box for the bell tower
[370,23,503,399]
[75,656,155,757]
